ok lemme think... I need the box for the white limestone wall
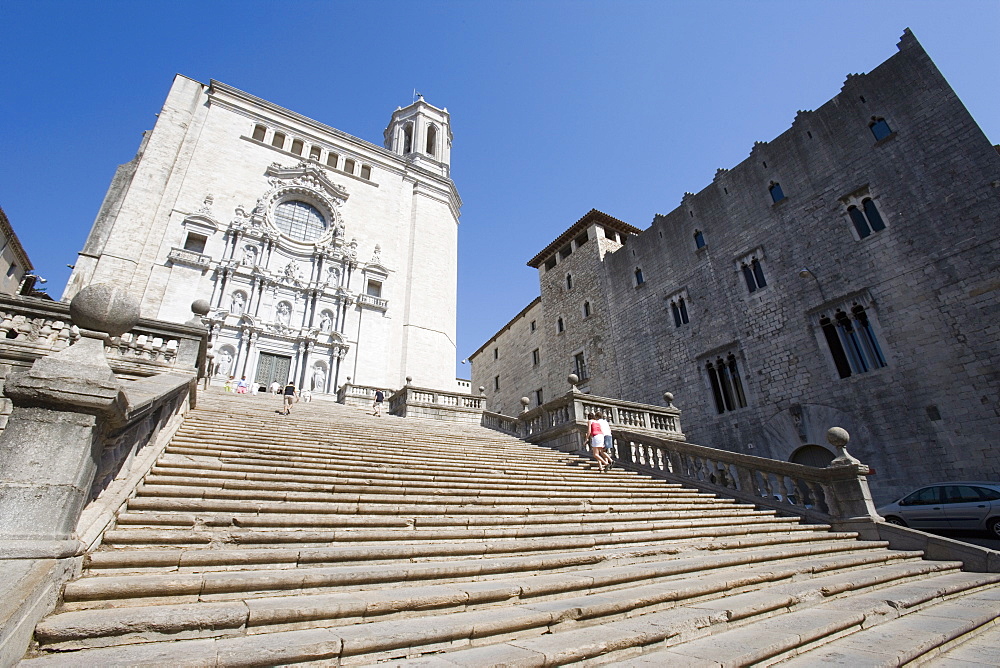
[64,75,460,393]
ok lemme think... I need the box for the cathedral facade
[65,78,461,394]
[470,31,1000,504]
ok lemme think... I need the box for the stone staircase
[19,389,1000,666]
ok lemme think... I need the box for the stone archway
[789,444,835,468]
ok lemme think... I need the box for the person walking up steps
[597,411,614,471]
[372,389,385,416]
[587,412,612,472]
[282,380,298,415]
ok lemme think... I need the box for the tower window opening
[694,230,706,249]
[769,182,785,203]
[426,124,437,156]
[252,124,267,141]
[326,153,339,168]
[634,267,645,286]
[343,159,356,175]
[870,117,892,141]
[271,132,286,149]
[290,139,304,156]
[360,164,372,180]
[309,146,321,160]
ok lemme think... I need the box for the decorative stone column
[0,284,138,559]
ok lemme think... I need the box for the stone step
[108,506,791,533]
[101,512,803,548]
[161,444,638,481]
[922,613,1000,666]
[387,570,999,667]
[26,558,970,663]
[86,530,859,575]
[146,463,674,493]
[771,585,1000,667]
[61,539,898,609]
[118,495,758,519]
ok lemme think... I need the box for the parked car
[877,482,1000,537]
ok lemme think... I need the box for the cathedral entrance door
[255,352,292,389]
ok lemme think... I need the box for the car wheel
[988,517,1000,539]
[884,516,907,527]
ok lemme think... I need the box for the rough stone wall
[470,298,544,416]
[474,30,1000,504]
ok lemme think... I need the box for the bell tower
[384,95,453,177]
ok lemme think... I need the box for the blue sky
[2,1,997,376]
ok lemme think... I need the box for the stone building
[0,206,34,296]
[64,79,461,394]
[470,30,1000,504]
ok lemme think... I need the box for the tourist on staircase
[282,380,298,415]
[587,412,612,472]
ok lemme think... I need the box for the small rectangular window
[360,164,372,180]
[183,233,207,254]
[366,280,382,298]
[344,158,356,174]
[559,244,572,259]
[271,132,286,149]
[573,352,588,380]
[535,388,544,406]
[493,347,499,360]
[532,349,540,365]
[530,320,536,332]
[574,232,589,248]
[252,125,267,141]
[291,139,304,156]
[309,146,321,160]
[326,153,339,168]
[544,257,557,271]
[494,375,500,391]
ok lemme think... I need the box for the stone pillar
[824,427,882,532]
[0,284,138,559]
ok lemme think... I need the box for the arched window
[870,117,892,141]
[583,301,591,318]
[565,274,573,290]
[426,124,437,156]
[705,353,748,414]
[847,198,886,239]
[820,303,888,378]
[742,259,767,293]
[273,200,326,242]
[790,445,835,467]
[670,297,690,327]
[769,182,785,203]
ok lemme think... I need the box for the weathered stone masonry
[472,30,1000,504]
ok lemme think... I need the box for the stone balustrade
[336,381,391,409]
[480,380,879,530]
[0,294,207,380]
[388,380,484,424]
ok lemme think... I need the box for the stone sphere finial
[191,299,210,317]
[69,284,141,337]
[479,386,486,395]
[663,391,674,406]
[406,376,413,384]
[826,426,861,467]
[520,396,530,408]
[568,373,579,386]
[826,427,850,448]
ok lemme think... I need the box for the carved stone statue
[276,302,291,326]
[198,194,214,215]
[371,245,382,264]
[242,245,258,266]
[216,350,232,377]
[327,266,341,285]
[231,291,245,314]
[312,365,326,392]
[319,311,333,332]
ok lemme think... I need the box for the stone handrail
[0,294,207,380]
[337,382,392,408]
[611,427,873,525]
